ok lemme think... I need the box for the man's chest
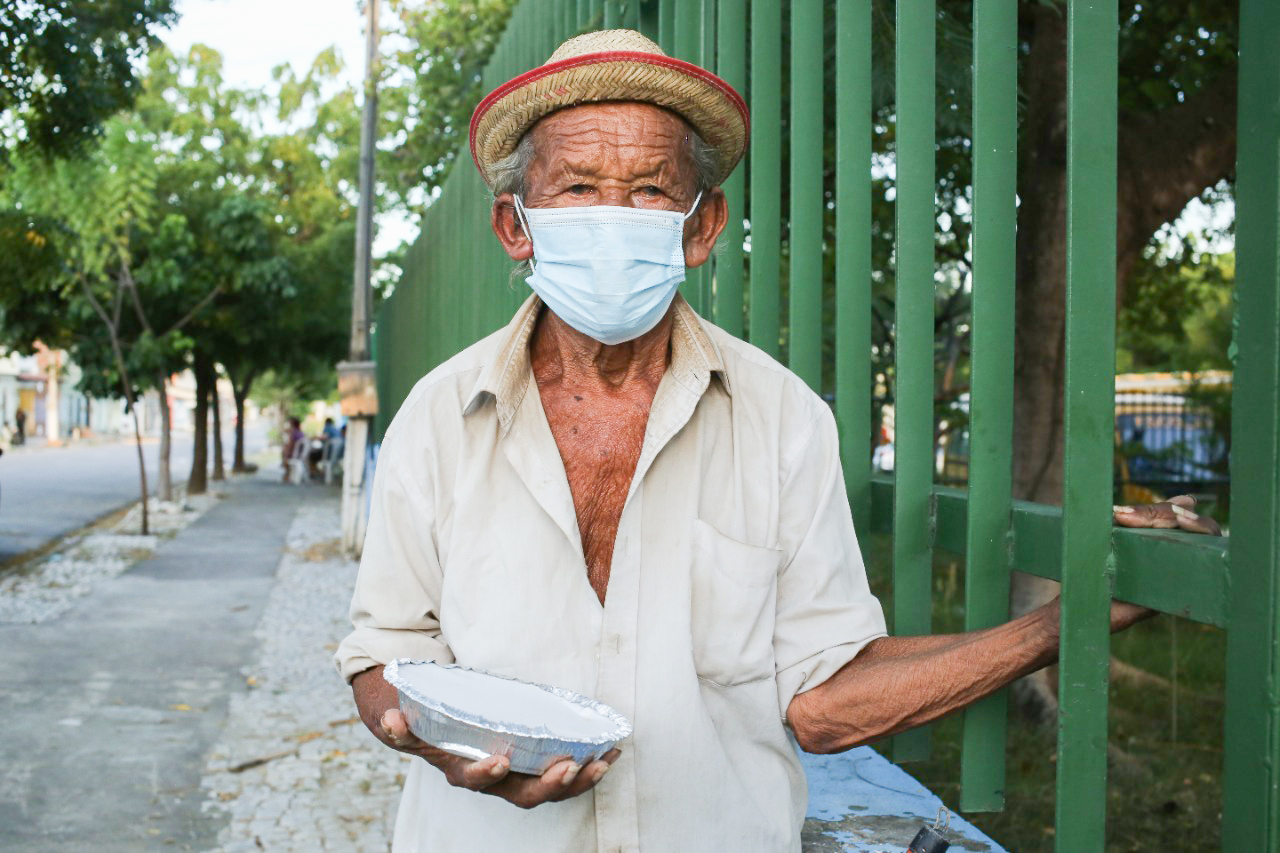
[540,388,652,602]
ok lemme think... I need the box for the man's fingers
[1113,505,1178,528]
[454,753,512,789]
[481,751,623,807]
[1171,503,1223,536]
[380,708,423,749]
[479,759,580,807]
[1113,498,1222,536]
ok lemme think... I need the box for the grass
[860,533,1226,852]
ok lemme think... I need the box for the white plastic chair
[321,438,344,484]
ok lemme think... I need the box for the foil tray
[383,659,632,775]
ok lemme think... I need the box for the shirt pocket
[689,518,782,687]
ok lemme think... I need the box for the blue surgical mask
[513,193,702,345]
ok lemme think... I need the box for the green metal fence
[371,1,1280,848]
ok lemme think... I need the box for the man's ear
[682,187,728,269]
[492,192,533,261]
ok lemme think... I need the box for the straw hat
[469,29,749,189]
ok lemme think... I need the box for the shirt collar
[464,293,731,431]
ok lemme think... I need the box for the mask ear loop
[512,195,536,271]
[682,191,704,221]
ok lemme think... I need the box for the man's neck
[530,306,672,394]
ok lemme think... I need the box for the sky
[166,0,367,95]
[163,0,414,254]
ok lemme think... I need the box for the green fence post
[1222,0,1280,846]
[835,0,873,539]
[891,0,936,764]
[688,0,715,315]
[672,1,704,314]
[959,0,1016,813]
[659,0,676,57]
[1056,0,1118,848]
[748,0,781,357]
[636,0,656,35]
[787,0,823,390]
[715,0,745,337]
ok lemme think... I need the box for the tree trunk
[78,277,149,534]
[155,371,172,502]
[189,354,211,495]
[211,370,225,481]
[230,369,256,472]
[1012,6,1070,508]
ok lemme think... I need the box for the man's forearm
[352,665,402,750]
[787,602,1060,754]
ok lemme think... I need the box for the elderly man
[336,29,1174,852]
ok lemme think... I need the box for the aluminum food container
[383,659,633,775]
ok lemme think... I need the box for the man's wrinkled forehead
[527,101,695,154]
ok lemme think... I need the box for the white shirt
[336,295,887,852]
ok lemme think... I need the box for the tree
[1008,0,1236,506]
[0,0,176,159]
[0,118,220,531]
[378,0,516,219]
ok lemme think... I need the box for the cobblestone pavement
[199,496,409,852]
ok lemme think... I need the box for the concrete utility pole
[339,0,380,555]
[45,352,61,446]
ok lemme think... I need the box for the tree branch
[162,284,224,337]
[118,264,153,334]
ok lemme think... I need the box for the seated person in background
[309,417,344,479]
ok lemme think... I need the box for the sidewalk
[0,471,310,850]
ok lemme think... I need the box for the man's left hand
[1113,494,1222,536]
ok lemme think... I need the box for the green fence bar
[671,0,704,313]
[714,0,745,337]
[959,0,1016,814]
[891,0,936,763]
[1056,0,1118,847]
[603,0,617,28]
[1222,0,1280,845]
[748,0,781,357]
[690,0,715,315]
[835,0,873,538]
[658,0,674,53]
[787,0,823,389]
[676,0,698,61]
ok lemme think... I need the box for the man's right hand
[352,665,618,810]
[379,708,618,809]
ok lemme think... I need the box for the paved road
[0,427,263,563]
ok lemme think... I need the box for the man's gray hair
[489,121,720,199]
